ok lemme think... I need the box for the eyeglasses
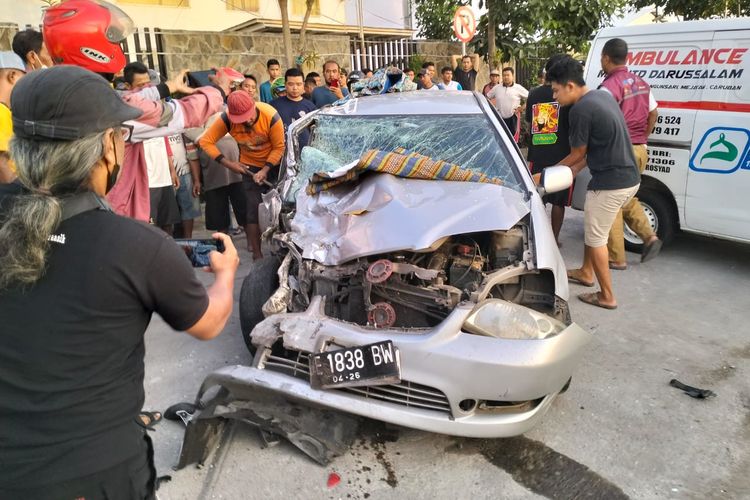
[118,124,134,143]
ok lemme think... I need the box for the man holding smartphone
[199,91,285,260]
[311,60,349,108]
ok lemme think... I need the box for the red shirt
[599,66,651,144]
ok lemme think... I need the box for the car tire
[623,188,677,253]
[239,256,281,355]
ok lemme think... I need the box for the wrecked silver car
[178,92,591,466]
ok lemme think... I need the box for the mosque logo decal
[689,127,750,174]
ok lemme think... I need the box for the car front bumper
[195,297,591,438]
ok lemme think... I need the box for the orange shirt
[199,102,285,169]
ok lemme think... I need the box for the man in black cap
[0,66,240,499]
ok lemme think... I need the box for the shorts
[242,167,278,224]
[175,173,201,220]
[0,430,156,500]
[204,182,247,230]
[149,185,180,227]
[529,161,573,207]
[584,184,640,247]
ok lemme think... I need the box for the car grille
[264,350,452,415]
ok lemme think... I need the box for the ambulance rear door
[684,28,750,241]
[632,28,716,228]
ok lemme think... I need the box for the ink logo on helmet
[689,127,750,174]
[80,46,111,64]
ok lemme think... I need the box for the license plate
[309,340,401,389]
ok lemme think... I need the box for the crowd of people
[0,0,661,497]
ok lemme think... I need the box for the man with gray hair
[0,65,239,498]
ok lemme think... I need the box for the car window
[287,114,524,201]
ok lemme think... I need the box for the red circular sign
[453,6,476,43]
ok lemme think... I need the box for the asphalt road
[146,209,750,500]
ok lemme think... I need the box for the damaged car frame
[177,91,591,466]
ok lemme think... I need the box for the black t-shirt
[0,185,209,488]
[453,67,477,92]
[569,90,640,190]
[270,95,316,146]
[525,85,571,171]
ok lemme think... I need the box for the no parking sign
[453,6,476,43]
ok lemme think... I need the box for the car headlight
[463,299,565,340]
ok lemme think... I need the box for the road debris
[327,472,341,488]
[669,379,717,399]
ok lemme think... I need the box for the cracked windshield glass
[290,114,524,200]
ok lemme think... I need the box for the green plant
[408,54,427,75]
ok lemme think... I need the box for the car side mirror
[537,165,573,196]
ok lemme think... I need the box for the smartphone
[329,78,339,88]
[185,69,216,89]
[174,238,225,267]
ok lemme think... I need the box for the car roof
[319,91,484,116]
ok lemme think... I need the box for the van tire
[239,256,281,355]
[624,188,677,253]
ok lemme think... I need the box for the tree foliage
[630,0,748,20]
[413,0,468,40]
[413,0,627,62]
[474,0,627,60]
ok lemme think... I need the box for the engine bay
[273,224,570,328]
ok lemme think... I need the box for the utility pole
[358,0,366,70]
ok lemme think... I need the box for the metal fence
[122,27,169,79]
[349,38,419,72]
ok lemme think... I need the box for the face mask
[31,53,48,71]
[105,134,121,193]
[105,163,120,193]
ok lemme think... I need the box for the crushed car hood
[291,174,530,265]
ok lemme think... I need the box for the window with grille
[291,0,320,16]
[225,0,260,11]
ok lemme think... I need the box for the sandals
[641,238,663,263]
[567,269,595,287]
[137,411,162,429]
[609,262,628,270]
[578,292,617,310]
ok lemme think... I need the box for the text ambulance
[574,18,750,249]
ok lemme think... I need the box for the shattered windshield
[288,114,523,200]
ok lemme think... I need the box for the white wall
[113,0,346,31]
[0,0,45,28]
[344,0,409,29]
[0,0,349,33]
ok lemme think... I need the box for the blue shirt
[311,85,349,108]
[260,81,273,103]
[270,96,317,146]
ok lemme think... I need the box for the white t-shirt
[144,136,172,188]
[488,83,529,119]
[421,85,440,91]
[167,133,190,177]
[440,81,462,90]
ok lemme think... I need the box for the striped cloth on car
[306,148,503,195]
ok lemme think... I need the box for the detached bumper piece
[175,375,359,469]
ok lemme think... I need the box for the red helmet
[43,0,135,74]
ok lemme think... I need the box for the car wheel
[623,188,677,253]
[239,256,281,355]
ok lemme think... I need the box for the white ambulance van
[573,18,750,250]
